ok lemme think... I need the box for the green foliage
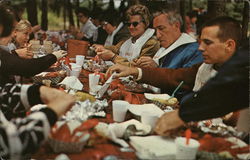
[19,0,248,31]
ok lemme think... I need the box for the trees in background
[26,0,38,26]
[7,0,248,40]
[41,0,48,30]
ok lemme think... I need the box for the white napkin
[144,93,170,101]
[128,103,164,117]
[59,76,83,90]
[95,119,151,147]
[130,136,176,159]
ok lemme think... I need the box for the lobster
[108,79,146,104]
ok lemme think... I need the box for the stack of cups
[175,137,200,160]
[112,100,129,122]
[76,55,85,67]
[70,63,82,78]
[89,73,100,95]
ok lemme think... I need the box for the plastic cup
[89,73,100,95]
[141,111,159,129]
[112,100,129,122]
[175,137,200,160]
[76,55,85,66]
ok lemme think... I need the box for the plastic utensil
[185,128,192,145]
[170,81,184,98]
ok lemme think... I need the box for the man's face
[153,14,181,48]
[198,26,234,65]
[78,13,88,24]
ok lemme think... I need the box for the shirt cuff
[27,84,44,106]
[135,68,142,81]
[40,108,58,126]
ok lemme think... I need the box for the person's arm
[0,48,57,76]
[0,83,43,120]
[114,38,160,67]
[107,63,200,92]
[0,85,75,159]
[139,64,200,92]
[179,48,248,122]
[0,108,57,159]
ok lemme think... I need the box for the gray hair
[153,10,183,27]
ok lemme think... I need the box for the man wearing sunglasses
[135,10,203,69]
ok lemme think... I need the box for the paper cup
[89,73,100,95]
[70,68,81,77]
[141,111,159,129]
[112,100,129,122]
[76,55,85,66]
[175,137,200,160]
[70,63,82,70]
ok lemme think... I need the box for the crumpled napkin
[59,76,83,90]
[129,136,176,160]
[96,72,116,98]
[95,119,151,147]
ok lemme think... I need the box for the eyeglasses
[125,21,143,27]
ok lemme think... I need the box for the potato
[75,92,96,102]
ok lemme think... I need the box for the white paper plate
[128,104,164,117]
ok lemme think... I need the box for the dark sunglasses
[125,21,143,27]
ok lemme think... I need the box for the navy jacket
[179,46,249,122]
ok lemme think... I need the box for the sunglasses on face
[125,21,143,27]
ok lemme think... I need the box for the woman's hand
[96,48,115,61]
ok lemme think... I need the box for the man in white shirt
[75,7,97,43]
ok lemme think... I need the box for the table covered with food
[30,55,249,160]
